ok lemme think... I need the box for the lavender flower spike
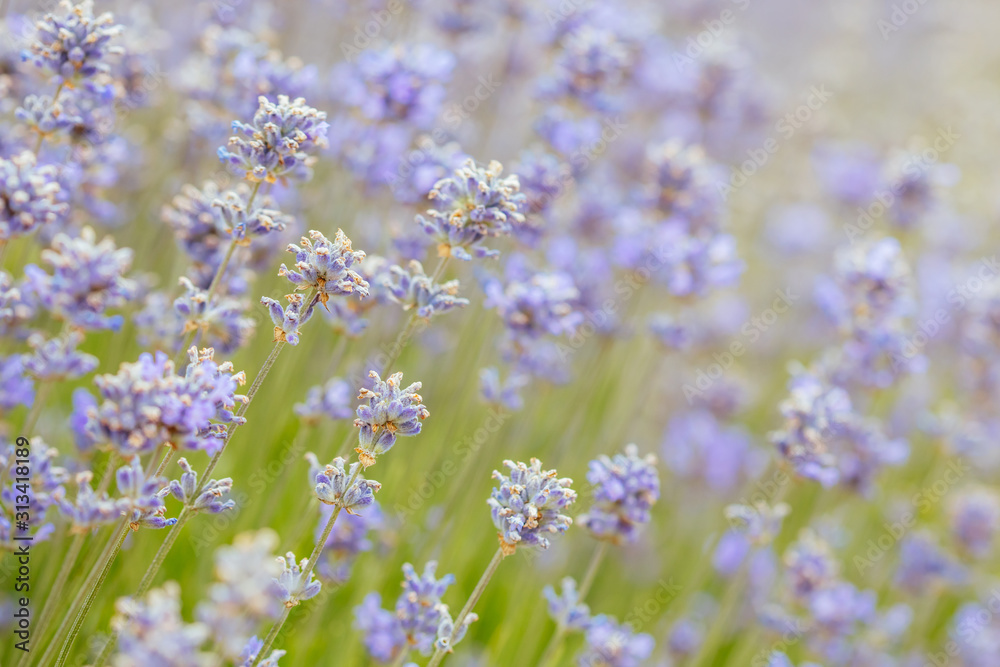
[274,552,322,607]
[580,445,660,544]
[0,151,68,241]
[218,95,329,184]
[22,0,124,88]
[313,456,381,514]
[384,259,469,320]
[488,458,577,555]
[261,294,317,346]
[278,230,370,307]
[354,371,429,468]
[168,458,236,514]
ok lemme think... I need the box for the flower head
[353,371,429,468]
[578,615,655,667]
[417,159,526,260]
[175,278,254,354]
[488,458,576,555]
[23,330,97,381]
[295,378,354,424]
[274,551,322,607]
[22,0,124,88]
[0,151,68,241]
[383,259,469,320]
[218,95,328,183]
[25,226,137,331]
[261,293,316,346]
[544,577,592,632]
[85,348,247,457]
[312,456,381,513]
[168,458,235,515]
[580,445,660,544]
[278,230,369,306]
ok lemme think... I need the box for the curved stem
[21,532,85,667]
[427,547,505,667]
[251,467,361,666]
[537,541,609,667]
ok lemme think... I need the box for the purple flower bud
[488,458,576,555]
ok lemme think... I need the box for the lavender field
[1,0,998,665]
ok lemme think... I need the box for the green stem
[537,541,609,667]
[251,467,362,667]
[389,648,411,667]
[21,532,85,667]
[23,380,52,437]
[427,548,506,667]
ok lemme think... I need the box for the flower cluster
[83,348,247,457]
[580,445,660,544]
[279,230,370,305]
[383,259,469,320]
[353,371,429,468]
[218,95,329,183]
[417,159,527,260]
[312,456,381,513]
[22,0,124,88]
[0,151,68,241]
[488,458,577,555]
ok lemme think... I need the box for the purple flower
[175,278,254,354]
[85,348,247,457]
[578,615,654,667]
[479,366,529,412]
[489,458,577,555]
[16,94,84,138]
[416,159,527,261]
[115,458,174,532]
[274,551,322,607]
[294,378,354,424]
[0,151,68,241]
[23,330,98,380]
[783,530,839,601]
[894,532,964,593]
[482,262,582,340]
[168,458,236,515]
[54,471,118,532]
[25,226,137,331]
[354,593,407,662]
[261,293,317,346]
[312,456,381,513]
[213,187,291,243]
[0,355,35,409]
[543,577,592,632]
[218,95,329,183]
[22,0,124,88]
[353,371,429,468]
[664,410,765,492]
[580,445,660,544]
[1,440,67,544]
[949,487,1000,558]
[111,583,209,665]
[383,259,469,320]
[278,230,370,305]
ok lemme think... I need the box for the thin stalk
[537,541,609,667]
[21,532,85,667]
[54,519,130,667]
[37,516,126,667]
[389,648,411,667]
[427,547,506,667]
[250,467,362,666]
[23,380,52,437]
[33,82,64,154]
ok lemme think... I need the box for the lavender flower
[355,561,456,661]
[197,530,284,660]
[54,471,117,532]
[16,94,83,139]
[111,582,209,666]
[239,637,286,667]
[22,0,124,89]
[23,330,97,380]
[213,188,291,243]
[261,293,317,346]
[175,278,254,354]
[724,501,790,546]
[353,371,429,468]
[416,159,527,260]
[482,264,582,340]
[580,445,660,544]
[479,366,529,411]
[1,439,67,544]
[115,459,174,531]
[0,355,33,410]
[313,456,381,513]
[278,230,370,306]
[384,259,469,320]
[0,151,68,241]
[578,615,654,667]
[85,348,247,457]
[25,226,137,331]
[168,458,235,514]
[294,378,354,424]
[488,458,577,555]
[218,95,329,183]
[274,551,322,607]
[949,487,1000,558]
[543,577,592,632]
